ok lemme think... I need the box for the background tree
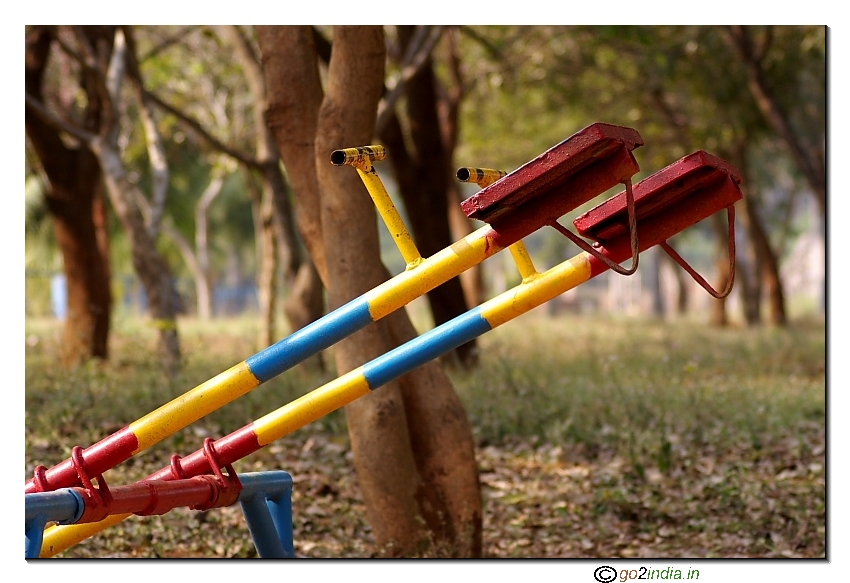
[377,25,478,366]
[25,25,113,366]
[134,26,325,351]
[26,25,182,369]
[454,25,824,326]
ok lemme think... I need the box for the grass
[24,311,825,557]
[453,310,825,452]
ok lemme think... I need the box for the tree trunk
[709,212,732,327]
[25,25,113,366]
[256,25,328,284]
[744,195,787,325]
[93,141,181,370]
[48,177,112,365]
[315,27,429,553]
[648,247,665,318]
[259,24,482,556]
[379,25,477,367]
[659,250,690,315]
[194,174,224,319]
[733,199,763,326]
[244,169,278,348]
[222,25,325,345]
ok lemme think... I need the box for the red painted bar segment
[73,475,238,524]
[145,425,262,482]
[574,151,742,243]
[25,427,140,494]
[461,123,644,223]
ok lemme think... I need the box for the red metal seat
[461,123,644,223]
[573,150,744,298]
[574,150,742,244]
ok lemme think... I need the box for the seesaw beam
[38,150,742,557]
[26,123,642,496]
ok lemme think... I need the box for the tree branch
[25,92,96,144]
[457,25,504,61]
[123,25,170,239]
[375,25,446,136]
[106,27,126,104]
[140,25,200,62]
[724,25,825,211]
[146,89,260,169]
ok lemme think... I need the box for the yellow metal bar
[129,362,260,453]
[41,514,130,558]
[508,241,538,282]
[253,369,371,446]
[331,145,422,268]
[364,227,493,320]
[479,253,592,328]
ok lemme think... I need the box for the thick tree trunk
[259,24,482,556]
[315,26,430,554]
[25,25,112,365]
[256,26,328,284]
[47,178,112,365]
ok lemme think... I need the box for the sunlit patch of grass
[451,312,825,464]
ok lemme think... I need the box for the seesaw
[25,123,741,558]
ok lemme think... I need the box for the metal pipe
[331,146,422,267]
[456,167,507,188]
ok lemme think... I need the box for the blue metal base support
[239,471,295,558]
[25,471,294,559]
[25,489,85,558]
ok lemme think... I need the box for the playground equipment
[25,122,742,558]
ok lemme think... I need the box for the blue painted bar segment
[246,297,373,382]
[25,489,85,558]
[362,307,492,389]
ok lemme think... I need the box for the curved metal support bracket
[548,178,640,276]
[661,205,736,299]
